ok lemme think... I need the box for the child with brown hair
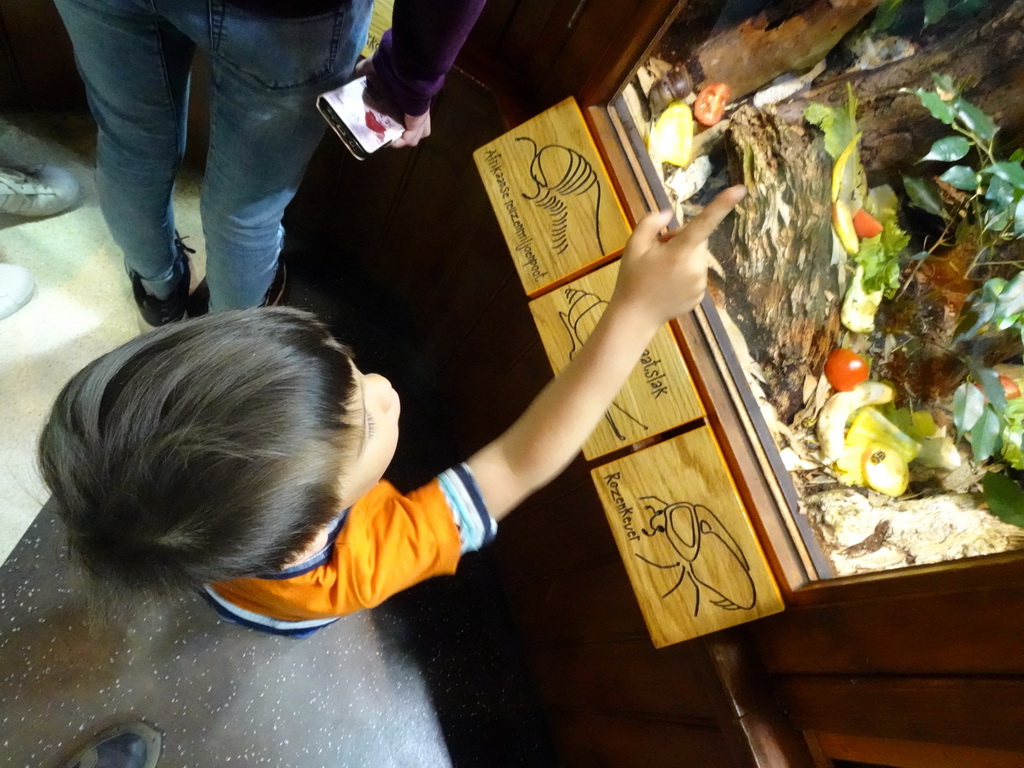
[38,186,745,636]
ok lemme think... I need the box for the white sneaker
[0,263,36,320]
[0,163,80,217]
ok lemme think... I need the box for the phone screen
[317,76,404,160]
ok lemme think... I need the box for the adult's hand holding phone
[353,59,432,148]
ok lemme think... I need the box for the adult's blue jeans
[54,0,371,309]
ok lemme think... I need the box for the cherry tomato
[852,208,884,239]
[693,82,731,127]
[974,375,1022,402]
[824,348,869,391]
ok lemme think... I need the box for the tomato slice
[852,208,884,239]
[693,82,731,127]
[824,348,869,391]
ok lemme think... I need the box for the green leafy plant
[857,186,911,298]
[804,86,861,161]
[901,73,1024,291]
[905,74,1024,514]
[872,0,988,34]
[806,89,911,331]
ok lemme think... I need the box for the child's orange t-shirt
[203,464,496,636]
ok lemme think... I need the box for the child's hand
[612,185,746,327]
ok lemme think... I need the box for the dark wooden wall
[287,67,773,766]
[0,0,83,109]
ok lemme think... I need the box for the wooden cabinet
[461,2,1024,766]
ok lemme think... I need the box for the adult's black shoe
[61,720,163,768]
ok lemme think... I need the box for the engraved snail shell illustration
[559,287,647,441]
[516,137,605,256]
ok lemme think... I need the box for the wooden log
[686,0,882,100]
[714,105,839,425]
[800,0,1024,179]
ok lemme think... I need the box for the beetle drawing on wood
[635,495,756,617]
[515,137,605,256]
[560,286,648,441]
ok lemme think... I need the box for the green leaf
[930,72,957,95]
[975,365,1008,412]
[994,271,1024,318]
[982,161,1024,190]
[804,87,860,160]
[921,136,971,162]
[871,0,904,31]
[985,208,1010,234]
[910,88,956,124]
[939,165,979,191]
[982,472,1024,528]
[923,0,949,26]
[954,98,997,140]
[955,307,988,341]
[855,190,911,298]
[983,277,1008,300]
[954,381,985,433]
[1015,197,1024,238]
[1011,149,1024,164]
[903,175,945,216]
[970,406,1001,461]
[950,0,986,16]
[985,176,1015,210]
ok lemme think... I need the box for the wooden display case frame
[574,4,1024,612]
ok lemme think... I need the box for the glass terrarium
[612,0,1024,578]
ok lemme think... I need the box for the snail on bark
[649,64,693,116]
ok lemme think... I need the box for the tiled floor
[0,115,555,767]
[0,113,206,564]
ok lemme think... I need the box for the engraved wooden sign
[530,261,704,459]
[362,0,393,59]
[591,428,784,647]
[473,98,632,295]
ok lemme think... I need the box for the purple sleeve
[371,0,486,117]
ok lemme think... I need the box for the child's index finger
[632,209,675,248]
[668,185,747,246]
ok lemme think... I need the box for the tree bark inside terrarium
[711,106,838,426]
[696,0,1024,420]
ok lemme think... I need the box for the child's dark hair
[38,308,359,614]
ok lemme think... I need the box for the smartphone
[317,76,405,160]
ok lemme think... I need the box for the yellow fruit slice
[835,441,869,486]
[831,131,864,204]
[846,408,921,463]
[862,442,909,497]
[648,101,694,168]
[832,200,860,255]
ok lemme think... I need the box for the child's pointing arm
[467,185,746,521]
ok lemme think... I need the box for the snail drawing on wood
[515,137,606,257]
[635,495,756,617]
[560,286,648,441]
